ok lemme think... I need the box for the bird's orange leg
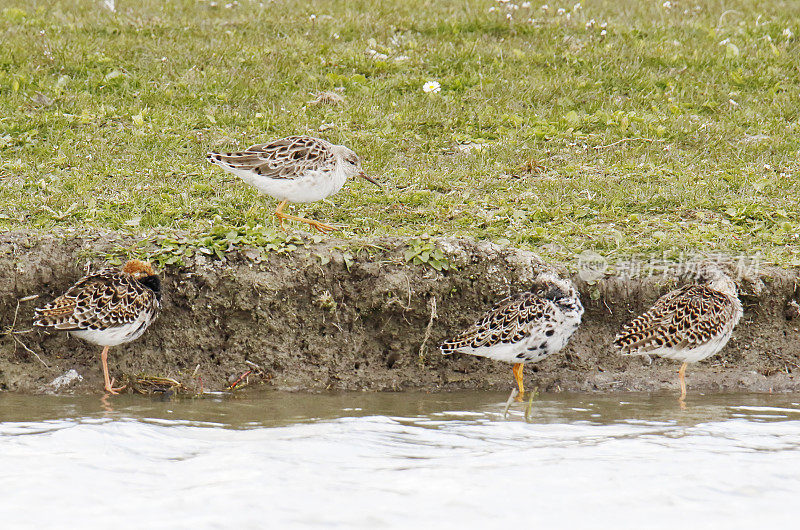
[513,363,525,401]
[273,200,338,234]
[678,362,687,409]
[101,346,126,395]
[275,200,287,231]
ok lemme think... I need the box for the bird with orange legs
[207,135,379,234]
[614,262,742,408]
[440,271,584,407]
[34,260,162,394]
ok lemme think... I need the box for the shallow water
[1,391,799,529]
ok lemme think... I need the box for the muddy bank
[1,230,799,395]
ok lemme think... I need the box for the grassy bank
[1,0,799,266]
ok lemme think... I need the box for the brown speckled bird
[614,263,742,404]
[206,135,379,234]
[441,272,584,396]
[34,260,162,394]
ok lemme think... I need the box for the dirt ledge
[1,230,799,395]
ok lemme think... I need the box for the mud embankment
[1,231,799,395]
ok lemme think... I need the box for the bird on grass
[207,135,379,234]
[614,262,743,407]
[440,272,584,400]
[34,260,162,394]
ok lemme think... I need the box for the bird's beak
[358,171,381,187]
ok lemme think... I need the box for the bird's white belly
[463,341,535,363]
[69,312,153,347]
[460,312,580,364]
[630,328,735,364]
[231,167,347,203]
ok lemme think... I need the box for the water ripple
[0,392,799,529]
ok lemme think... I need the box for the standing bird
[34,260,162,394]
[206,135,379,234]
[441,272,584,396]
[614,263,743,405]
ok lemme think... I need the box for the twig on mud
[592,137,663,150]
[244,360,270,377]
[2,295,48,369]
[418,296,438,363]
[133,375,186,394]
[190,363,203,395]
[227,360,271,391]
[777,355,800,373]
[10,335,49,369]
[227,370,253,391]
[385,273,414,312]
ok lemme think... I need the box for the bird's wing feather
[441,293,556,352]
[34,269,156,331]
[614,285,736,353]
[207,135,336,179]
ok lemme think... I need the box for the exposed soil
[1,230,799,395]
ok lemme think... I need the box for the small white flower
[764,163,772,170]
[365,48,388,61]
[309,14,316,20]
[422,81,441,93]
[395,55,410,62]
[541,4,549,11]
[600,29,607,36]
[506,13,513,19]
[527,17,535,23]
[508,4,519,10]
[662,1,672,9]
[332,32,340,39]
[557,8,565,15]
[573,2,581,11]
[103,0,115,12]
[718,38,730,45]
[488,6,497,12]
[521,1,531,7]
[600,21,607,28]
[783,28,794,39]
[585,18,596,28]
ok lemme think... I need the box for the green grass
[1,0,799,266]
